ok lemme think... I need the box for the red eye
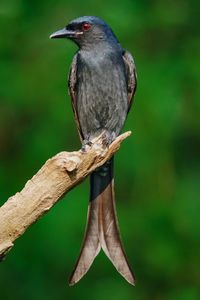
[82,23,91,31]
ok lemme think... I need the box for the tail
[69,158,135,286]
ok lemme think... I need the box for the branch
[0,131,131,261]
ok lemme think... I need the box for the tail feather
[69,158,135,286]
[100,179,135,285]
[69,199,101,286]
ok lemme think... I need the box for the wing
[68,53,84,141]
[122,50,137,112]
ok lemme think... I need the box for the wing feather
[68,53,84,141]
[122,50,137,111]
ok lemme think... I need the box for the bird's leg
[101,130,116,148]
[81,139,93,152]
[81,131,116,152]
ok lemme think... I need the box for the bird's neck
[79,41,122,58]
[79,32,122,50]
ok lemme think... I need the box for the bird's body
[50,16,137,285]
[75,48,128,141]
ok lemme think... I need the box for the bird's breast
[76,50,128,139]
[77,51,127,102]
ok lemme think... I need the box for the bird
[50,16,137,286]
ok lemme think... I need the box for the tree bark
[0,132,131,261]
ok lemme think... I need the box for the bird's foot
[101,131,116,148]
[81,139,93,152]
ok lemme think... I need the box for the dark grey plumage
[50,16,137,285]
[76,44,128,141]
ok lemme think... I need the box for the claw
[81,140,93,152]
[101,131,116,148]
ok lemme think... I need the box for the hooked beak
[50,27,83,39]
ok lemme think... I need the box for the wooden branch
[0,131,131,261]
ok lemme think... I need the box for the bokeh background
[0,0,199,299]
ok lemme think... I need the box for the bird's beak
[50,28,76,39]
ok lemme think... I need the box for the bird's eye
[82,23,91,31]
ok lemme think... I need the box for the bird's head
[50,16,119,49]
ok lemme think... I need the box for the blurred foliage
[0,0,200,299]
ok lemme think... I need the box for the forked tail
[69,158,135,286]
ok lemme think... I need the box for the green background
[0,0,199,299]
